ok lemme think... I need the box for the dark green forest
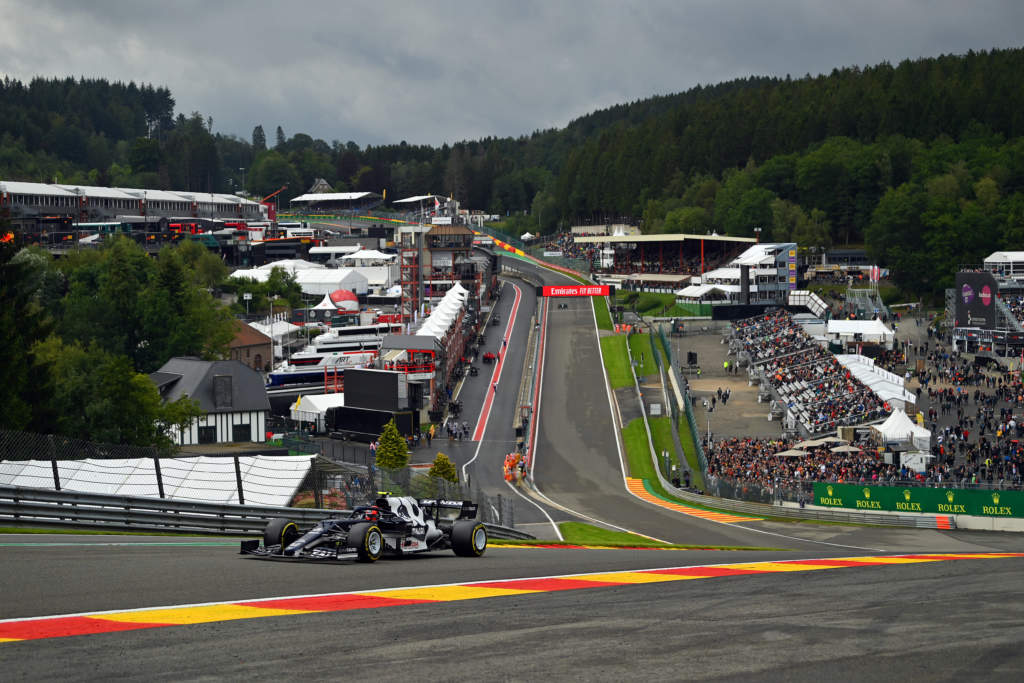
[3,47,1024,296]
[0,237,242,447]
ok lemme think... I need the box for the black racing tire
[264,518,300,553]
[348,522,384,562]
[451,520,487,557]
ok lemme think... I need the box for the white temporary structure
[0,455,314,506]
[872,409,931,451]
[827,319,895,346]
[835,354,915,411]
[415,282,468,340]
[341,249,395,261]
[290,393,346,432]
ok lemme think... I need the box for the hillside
[2,47,1024,294]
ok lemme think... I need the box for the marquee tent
[827,319,895,346]
[871,409,931,451]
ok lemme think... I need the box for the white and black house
[150,358,271,445]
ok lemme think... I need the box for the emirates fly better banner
[813,482,1024,518]
[542,285,610,297]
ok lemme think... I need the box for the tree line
[0,236,240,448]
[2,48,1023,295]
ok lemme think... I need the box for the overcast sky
[1,0,1021,147]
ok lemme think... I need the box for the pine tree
[374,419,409,471]
[275,126,286,150]
[252,125,266,151]
[428,452,458,483]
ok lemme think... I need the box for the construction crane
[261,185,288,203]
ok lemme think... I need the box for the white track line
[508,261,878,552]
[504,479,563,541]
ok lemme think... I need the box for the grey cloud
[1,0,1021,146]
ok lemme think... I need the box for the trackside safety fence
[665,484,955,529]
[0,484,533,539]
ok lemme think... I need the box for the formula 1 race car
[240,495,487,562]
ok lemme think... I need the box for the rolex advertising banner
[813,482,1024,518]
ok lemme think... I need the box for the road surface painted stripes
[626,478,761,522]
[1,553,1020,644]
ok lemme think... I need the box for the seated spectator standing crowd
[534,232,595,263]
[1000,293,1024,327]
[713,314,1024,498]
[708,433,1024,495]
[730,310,890,435]
[708,437,899,490]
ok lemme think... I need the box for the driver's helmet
[363,506,380,521]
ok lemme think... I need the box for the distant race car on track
[240,496,487,562]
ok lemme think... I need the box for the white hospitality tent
[871,409,932,452]
[415,282,468,340]
[231,259,325,282]
[292,267,368,296]
[835,354,915,411]
[230,262,369,296]
[827,319,895,347]
[290,393,346,432]
[676,283,739,301]
[312,293,339,310]
[341,249,395,262]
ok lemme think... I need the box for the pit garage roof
[56,184,139,200]
[0,181,76,197]
[574,233,755,245]
[119,188,195,203]
[291,192,379,203]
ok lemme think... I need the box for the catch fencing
[0,429,166,461]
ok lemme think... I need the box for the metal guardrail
[0,484,536,539]
[0,484,331,534]
[485,524,536,541]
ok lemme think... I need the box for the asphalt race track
[4,535,1024,679]
[5,256,1024,678]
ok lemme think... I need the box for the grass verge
[628,333,657,376]
[677,416,706,490]
[648,417,677,476]
[491,522,783,550]
[601,335,632,389]
[621,418,655,479]
[594,295,613,330]
[615,290,677,315]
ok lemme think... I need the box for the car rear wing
[417,498,478,521]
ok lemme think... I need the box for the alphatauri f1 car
[240,496,487,562]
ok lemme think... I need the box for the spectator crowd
[730,310,890,434]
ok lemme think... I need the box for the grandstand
[675,242,797,307]
[574,232,753,277]
[288,191,383,214]
[729,309,896,436]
